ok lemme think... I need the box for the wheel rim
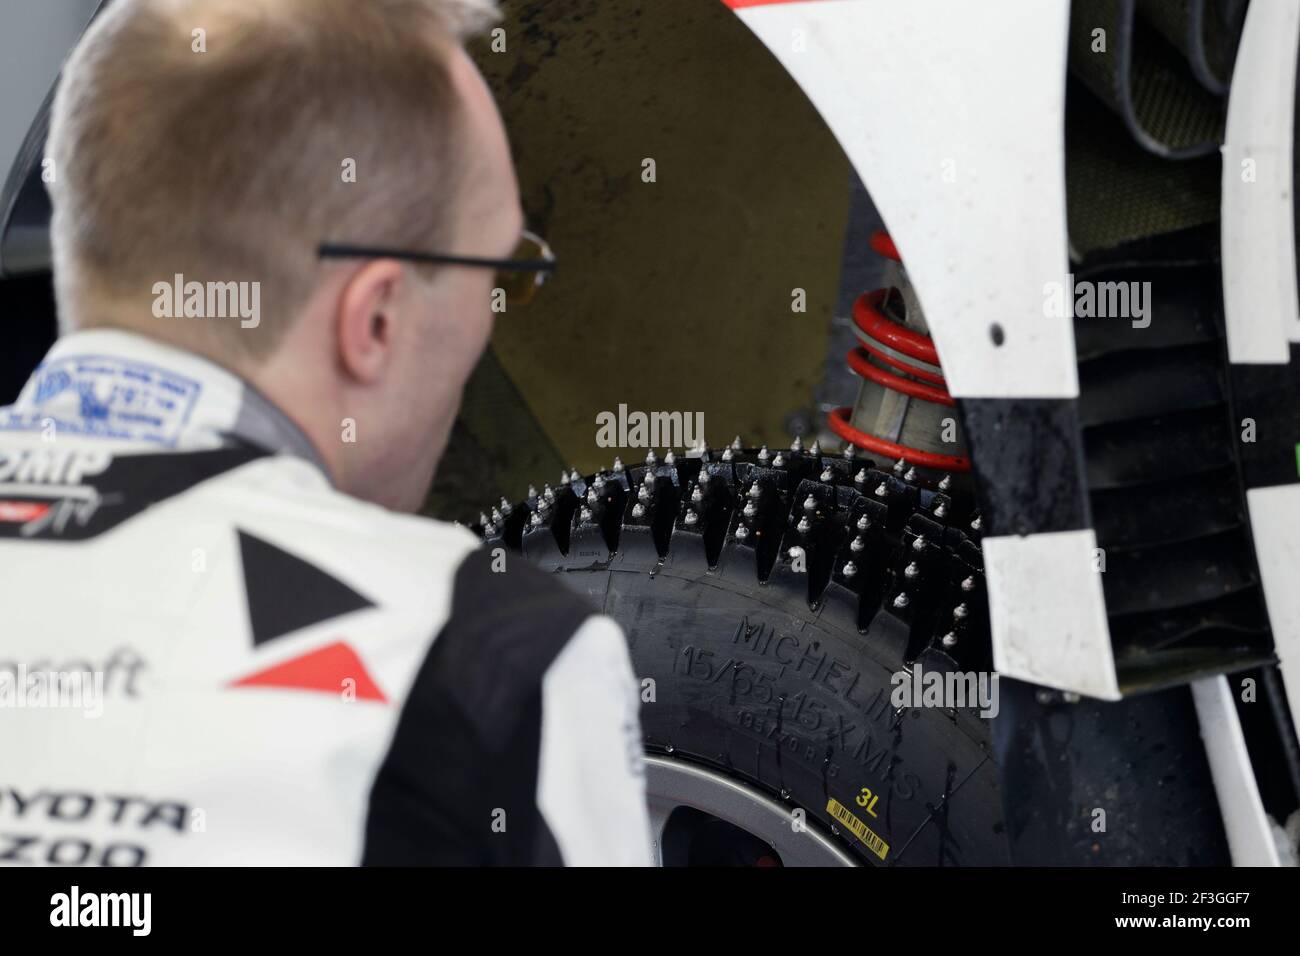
[645,754,857,867]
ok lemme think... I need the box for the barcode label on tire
[826,797,890,861]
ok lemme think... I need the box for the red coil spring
[827,231,971,472]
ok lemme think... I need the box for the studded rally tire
[479,445,1010,866]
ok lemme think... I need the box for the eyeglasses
[317,229,556,307]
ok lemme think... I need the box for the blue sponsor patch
[0,355,202,447]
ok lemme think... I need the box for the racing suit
[0,329,653,866]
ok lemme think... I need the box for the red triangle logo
[229,641,387,703]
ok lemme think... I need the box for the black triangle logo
[237,530,376,645]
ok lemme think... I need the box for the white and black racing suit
[0,329,653,866]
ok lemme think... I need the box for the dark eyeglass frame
[317,228,556,304]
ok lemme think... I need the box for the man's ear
[336,259,406,384]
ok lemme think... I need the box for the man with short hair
[0,0,652,866]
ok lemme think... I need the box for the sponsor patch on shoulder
[0,355,202,447]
